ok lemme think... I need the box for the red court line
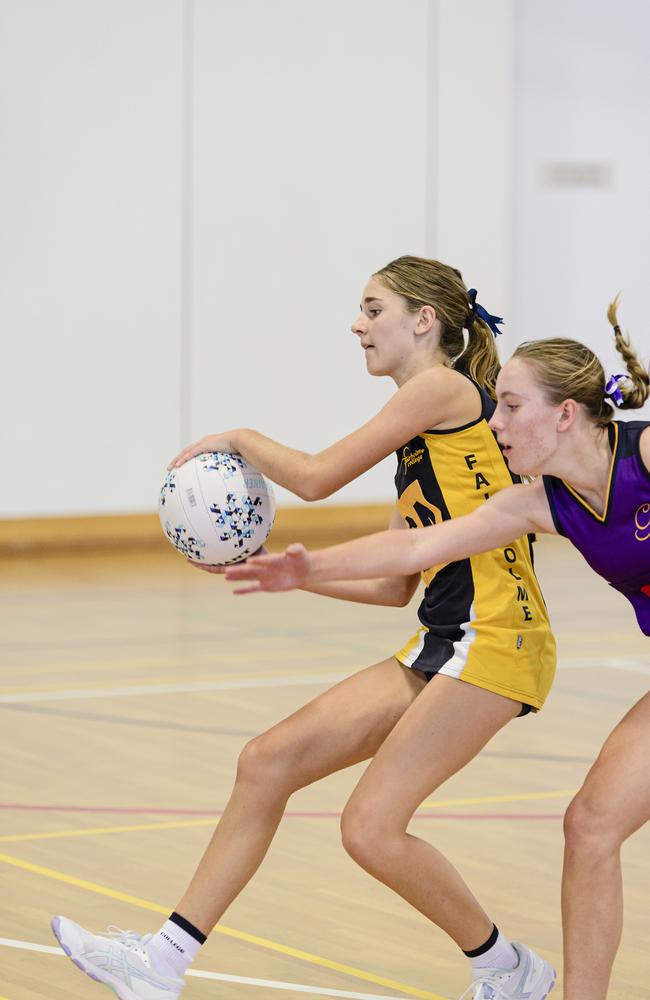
[0,803,563,820]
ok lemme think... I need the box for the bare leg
[562,691,650,1000]
[340,674,521,951]
[176,658,426,933]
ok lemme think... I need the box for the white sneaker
[51,915,185,999]
[458,941,556,1000]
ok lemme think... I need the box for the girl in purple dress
[228,299,649,1000]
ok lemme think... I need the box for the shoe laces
[102,926,152,952]
[457,970,511,1000]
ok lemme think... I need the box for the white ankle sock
[468,927,518,979]
[148,918,204,978]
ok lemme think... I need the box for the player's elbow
[296,481,330,502]
[393,589,413,608]
[295,462,337,502]
[369,568,418,607]
[392,574,419,607]
[368,576,416,607]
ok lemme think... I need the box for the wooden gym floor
[0,534,648,1000]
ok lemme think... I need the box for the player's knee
[236,733,296,795]
[340,812,376,869]
[340,800,395,871]
[563,788,624,854]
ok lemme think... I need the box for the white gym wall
[511,0,650,410]
[1,0,647,519]
[0,1,183,516]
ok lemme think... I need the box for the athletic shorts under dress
[394,376,557,712]
[543,420,650,636]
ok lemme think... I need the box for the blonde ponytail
[606,295,649,410]
[455,315,501,399]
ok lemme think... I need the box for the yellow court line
[420,789,577,809]
[0,817,220,844]
[0,852,446,1000]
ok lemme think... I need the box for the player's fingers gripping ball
[159,452,276,565]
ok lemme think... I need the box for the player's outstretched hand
[188,547,268,575]
[168,432,238,469]
[225,544,312,594]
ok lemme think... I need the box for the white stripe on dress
[438,603,477,679]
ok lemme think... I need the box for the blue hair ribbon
[467,288,504,338]
[605,373,628,406]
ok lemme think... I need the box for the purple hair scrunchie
[605,373,628,406]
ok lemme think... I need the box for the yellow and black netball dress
[395,378,556,711]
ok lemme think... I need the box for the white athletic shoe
[51,915,185,999]
[457,941,556,1000]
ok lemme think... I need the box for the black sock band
[169,911,207,945]
[463,923,499,958]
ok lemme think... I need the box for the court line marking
[420,789,577,809]
[0,672,350,703]
[0,937,415,1000]
[0,812,568,847]
[0,818,220,843]
[0,853,447,1000]
[1,657,648,702]
[0,789,575,845]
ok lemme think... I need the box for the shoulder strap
[542,476,566,536]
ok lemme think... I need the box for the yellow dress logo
[402,446,425,471]
[634,502,650,542]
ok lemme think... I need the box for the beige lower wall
[0,505,394,556]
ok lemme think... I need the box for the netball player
[52,256,558,1000]
[226,304,649,1000]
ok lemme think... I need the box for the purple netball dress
[542,420,650,635]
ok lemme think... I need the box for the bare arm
[640,426,650,472]
[187,509,421,606]
[299,507,421,607]
[225,480,555,593]
[168,367,471,502]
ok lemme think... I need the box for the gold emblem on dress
[634,502,650,542]
[402,446,424,470]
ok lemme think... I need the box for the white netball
[159,452,276,565]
